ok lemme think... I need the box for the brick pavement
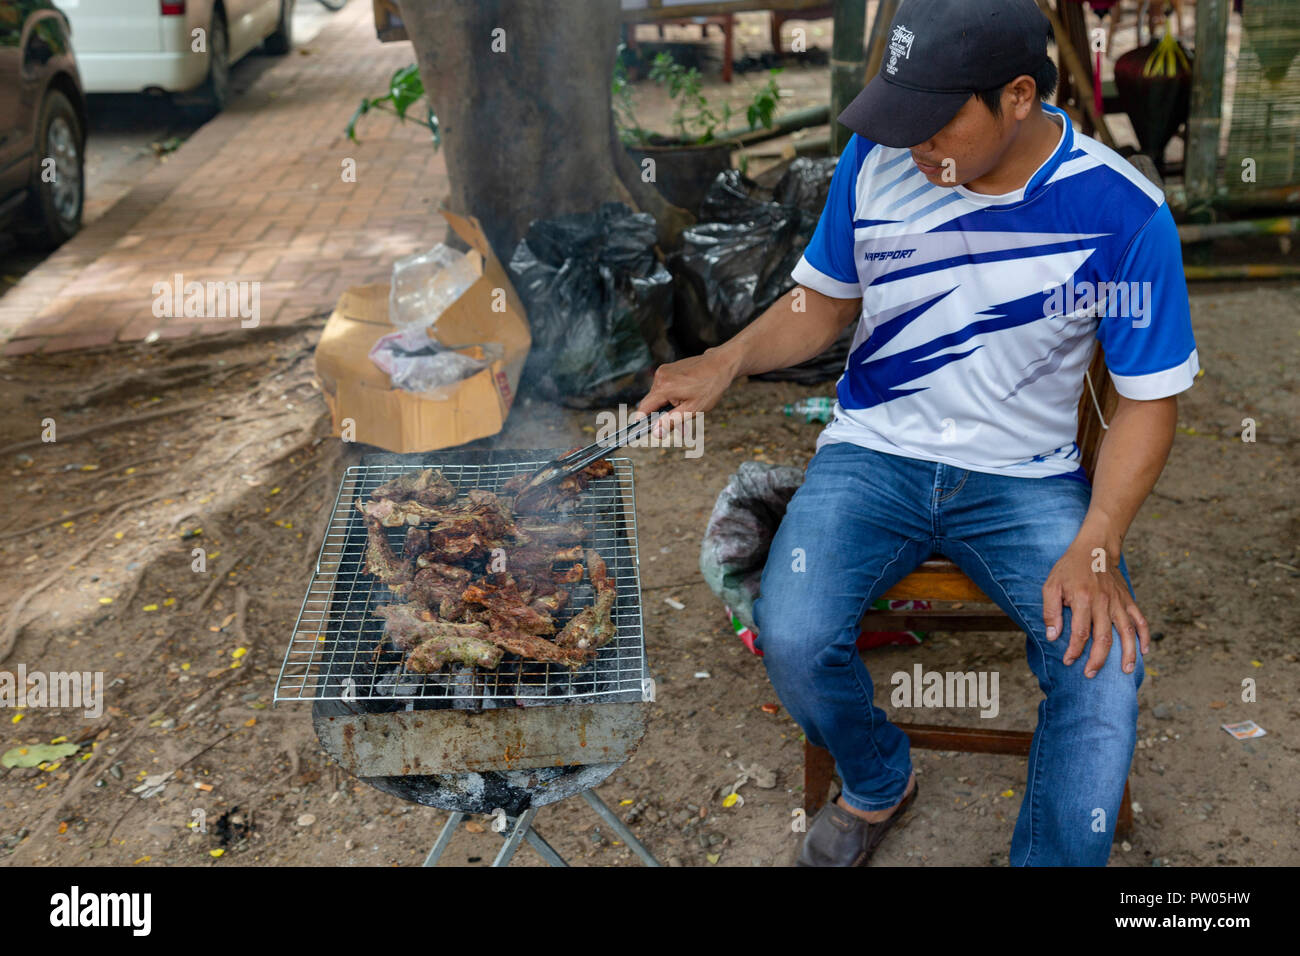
[0,0,448,354]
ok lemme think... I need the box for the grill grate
[275,458,645,705]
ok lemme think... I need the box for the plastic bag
[699,461,806,632]
[368,328,501,393]
[700,460,929,648]
[509,202,673,407]
[670,159,850,383]
[389,243,478,332]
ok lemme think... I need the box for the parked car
[62,0,293,112]
[0,0,87,250]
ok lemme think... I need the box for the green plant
[346,64,440,145]
[614,49,783,147]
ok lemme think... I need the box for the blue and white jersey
[793,104,1198,478]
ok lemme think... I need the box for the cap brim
[837,74,972,148]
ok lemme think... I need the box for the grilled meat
[462,580,556,636]
[358,496,444,527]
[555,549,617,651]
[374,602,491,652]
[372,468,457,506]
[512,517,586,546]
[554,588,616,651]
[403,526,430,560]
[587,548,611,592]
[529,590,569,615]
[505,458,614,515]
[363,518,412,587]
[483,629,593,670]
[407,636,503,673]
[553,562,585,584]
[395,562,473,611]
[359,464,618,671]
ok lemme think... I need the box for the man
[637,0,1197,866]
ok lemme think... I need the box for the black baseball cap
[838,0,1052,148]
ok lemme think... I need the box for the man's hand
[635,348,739,438]
[634,285,860,438]
[1042,542,1150,678]
[1043,394,1175,678]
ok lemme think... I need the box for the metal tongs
[516,410,667,494]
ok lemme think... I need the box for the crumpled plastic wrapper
[699,460,805,633]
[368,328,501,394]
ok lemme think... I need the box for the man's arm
[1042,394,1178,677]
[636,285,859,427]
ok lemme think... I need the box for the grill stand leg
[422,811,464,867]
[422,793,661,868]
[492,808,538,867]
[521,826,569,867]
[580,789,662,867]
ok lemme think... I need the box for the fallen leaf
[3,743,78,768]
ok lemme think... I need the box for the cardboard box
[314,210,531,453]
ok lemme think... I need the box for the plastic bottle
[783,397,835,424]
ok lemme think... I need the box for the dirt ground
[0,273,1296,868]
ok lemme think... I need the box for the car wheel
[21,89,84,251]
[196,12,231,114]
[264,0,292,55]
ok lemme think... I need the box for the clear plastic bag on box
[368,328,502,393]
[388,243,478,331]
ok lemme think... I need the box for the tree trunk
[398,0,692,263]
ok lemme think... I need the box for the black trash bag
[670,159,850,384]
[509,202,673,408]
[1114,39,1192,176]
[699,460,805,632]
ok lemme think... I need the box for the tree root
[0,399,210,457]
[0,494,166,661]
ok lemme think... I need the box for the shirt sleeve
[1096,202,1198,400]
[791,134,870,299]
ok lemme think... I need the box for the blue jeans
[752,442,1143,866]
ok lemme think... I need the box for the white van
[60,0,293,111]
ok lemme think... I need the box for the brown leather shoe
[796,782,919,867]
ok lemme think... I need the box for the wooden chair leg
[721,15,734,83]
[1114,777,1134,841]
[803,739,836,815]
